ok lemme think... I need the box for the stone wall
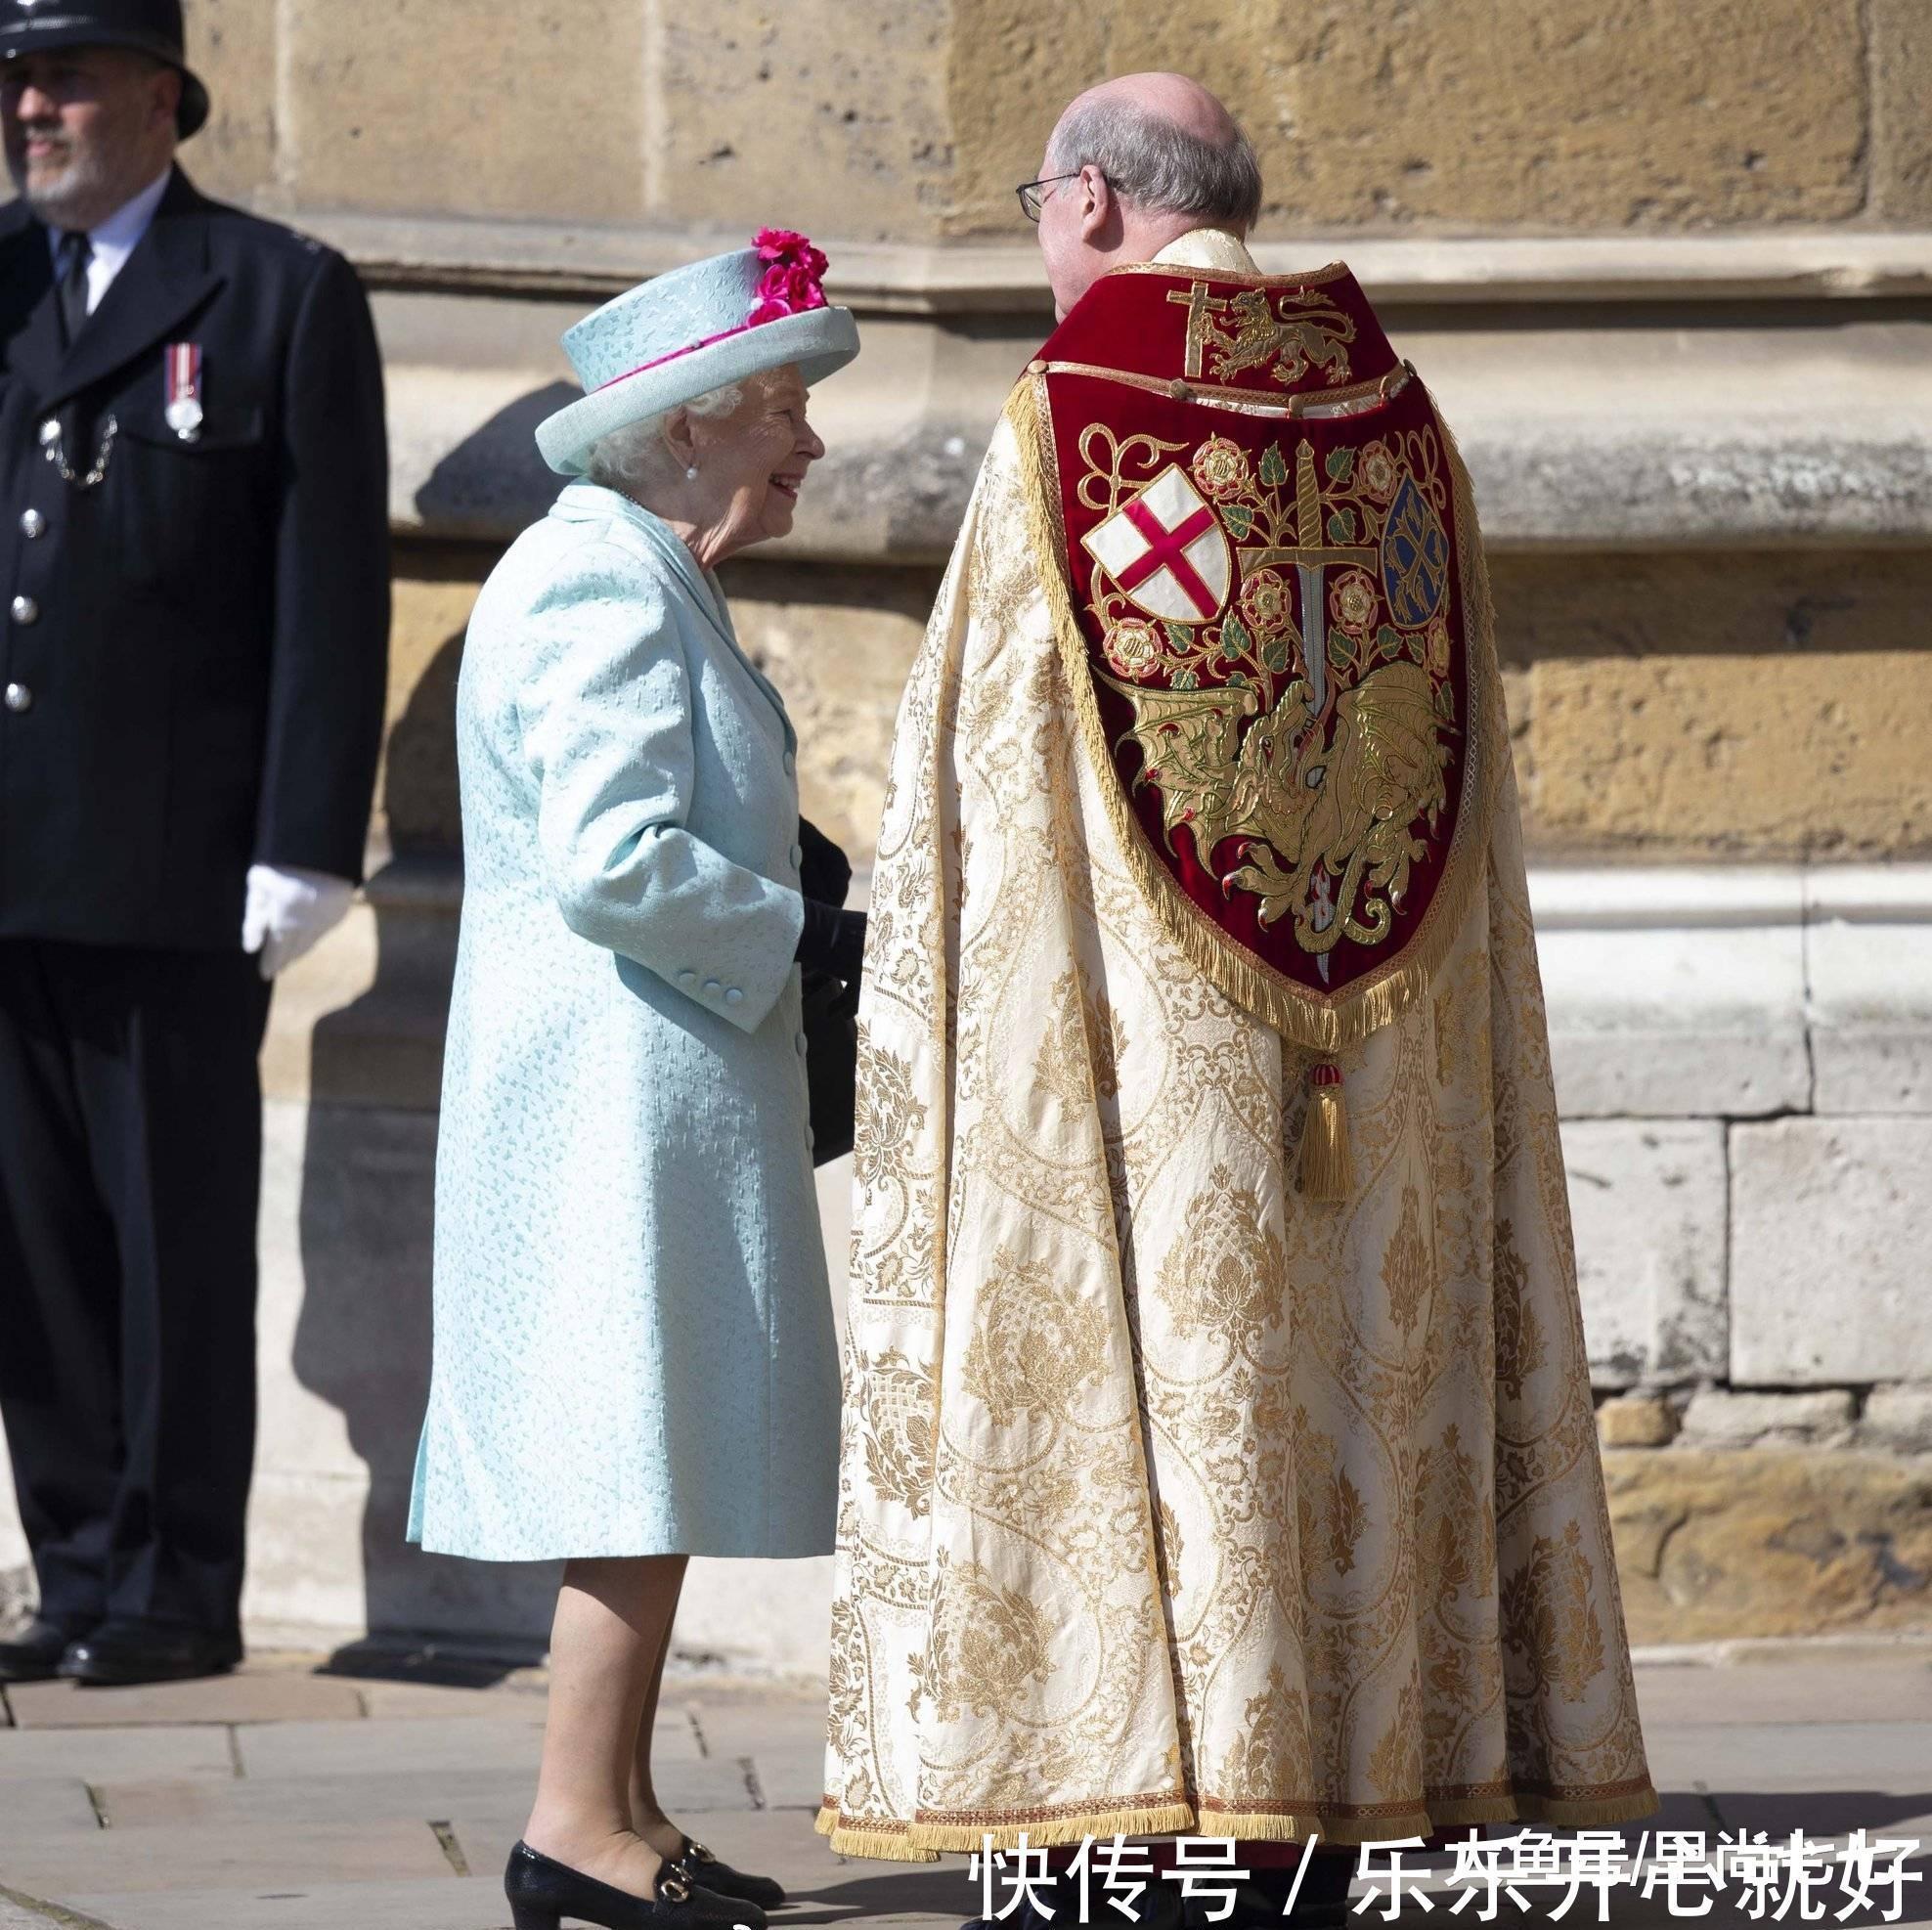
[183,0,1932,241]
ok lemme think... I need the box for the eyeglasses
[1015,172,1084,222]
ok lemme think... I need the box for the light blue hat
[535,234,860,477]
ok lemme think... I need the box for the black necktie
[55,230,92,347]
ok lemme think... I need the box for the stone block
[658,1,951,240]
[1678,1388,1857,1449]
[1873,0,1932,221]
[0,1820,455,1898]
[0,1778,104,1837]
[1603,1447,1932,1645]
[1731,1119,1932,1385]
[1516,651,1932,862]
[0,1726,238,1785]
[234,1715,542,1780]
[947,0,1866,234]
[5,1671,362,1731]
[1806,869,1932,1116]
[381,554,488,857]
[280,1,647,221]
[1632,1654,1932,1728]
[1561,1120,1728,1384]
[1491,548,1932,677]
[1536,915,1809,1118]
[724,559,934,861]
[56,1877,512,1930]
[1598,1391,1679,1449]
[179,0,278,206]
[1862,1387,1932,1456]
[98,1765,540,1827]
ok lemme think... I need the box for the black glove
[798,816,854,909]
[796,897,867,985]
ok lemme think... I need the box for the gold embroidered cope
[818,234,1657,1863]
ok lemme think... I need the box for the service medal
[163,342,204,442]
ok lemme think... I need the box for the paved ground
[0,1644,1927,1928]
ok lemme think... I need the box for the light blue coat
[408,482,839,1561]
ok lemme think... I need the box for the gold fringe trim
[813,1802,839,1838]
[821,1782,1662,1863]
[825,1824,943,1864]
[1006,375,1498,1060]
[909,1800,1200,1856]
[1195,1807,1431,1847]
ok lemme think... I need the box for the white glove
[242,863,356,981]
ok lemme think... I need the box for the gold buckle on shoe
[660,1869,692,1906]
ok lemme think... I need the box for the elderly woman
[408,234,864,1930]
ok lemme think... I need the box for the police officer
[0,0,389,1685]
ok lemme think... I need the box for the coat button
[783,751,797,775]
[789,842,804,869]
[795,1031,809,1057]
[20,509,45,541]
[4,683,32,714]
[724,987,744,1006]
[38,418,60,448]
[703,979,722,998]
[677,970,697,988]
[11,595,38,626]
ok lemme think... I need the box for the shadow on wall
[412,380,578,539]
[285,612,558,1681]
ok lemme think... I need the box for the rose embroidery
[1190,435,1251,502]
[1358,440,1399,503]
[1331,570,1378,635]
[1238,567,1295,640]
[1104,617,1162,676]
[1426,615,1451,676]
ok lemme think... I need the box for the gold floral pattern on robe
[818,410,1656,1861]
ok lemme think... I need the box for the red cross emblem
[1081,465,1232,624]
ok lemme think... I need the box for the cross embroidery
[1117,495,1219,618]
[1165,281,1229,381]
[1081,466,1232,625]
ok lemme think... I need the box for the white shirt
[44,166,171,316]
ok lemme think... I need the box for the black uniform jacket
[0,168,390,949]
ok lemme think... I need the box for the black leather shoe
[667,1836,785,1909]
[58,1621,242,1687]
[505,1841,767,1930]
[0,1616,95,1684]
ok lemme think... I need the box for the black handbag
[798,817,860,1166]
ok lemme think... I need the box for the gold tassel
[1298,1063,1354,1201]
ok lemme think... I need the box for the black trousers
[0,939,272,1635]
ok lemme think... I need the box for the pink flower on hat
[748,228,830,326]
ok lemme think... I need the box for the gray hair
[1047,99,1263,231]
[584,383,744,496]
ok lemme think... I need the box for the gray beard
[13,147,125,231]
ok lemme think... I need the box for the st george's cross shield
[1079,465,1232,625]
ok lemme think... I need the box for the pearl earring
[685,465,698,482]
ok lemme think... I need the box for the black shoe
[668,1836,785,1909]
[0,1616,96,1684]
[58,1621,242,1687]
[505,1841,768,1930]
